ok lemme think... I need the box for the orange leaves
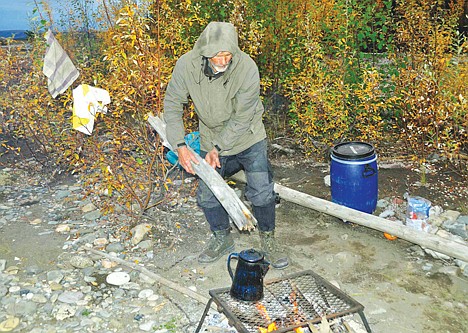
[0,2,181,218]
[285,51,355,155]
[352,70,387,143]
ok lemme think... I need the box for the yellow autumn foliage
[0,0,466,222]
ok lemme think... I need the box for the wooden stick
[81,246,216,308]
[271,143,295,155]
[148,114,256,231]
[231,172,468,262]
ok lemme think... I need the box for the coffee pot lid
[239,248,264,263]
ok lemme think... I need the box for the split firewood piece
[308,323,320,333]
[318,316,331,333]
[148,114,257,231]
[342,321,357,333]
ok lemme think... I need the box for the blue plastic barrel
[330,142,378,214]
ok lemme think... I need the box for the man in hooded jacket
[164,22,288,269]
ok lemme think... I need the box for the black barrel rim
[332,142,375,160]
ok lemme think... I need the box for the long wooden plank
[148,114,257,231]
[231,172,468,262]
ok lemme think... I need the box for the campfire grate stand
[195,270,372,333]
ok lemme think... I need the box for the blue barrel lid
[332,142,375,160]
[239,248,264,263]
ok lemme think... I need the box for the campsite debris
[130,223,152,245]
[42,29,79,98]
[406,196,432,232]
[72,84,110,135]
[233,171,468,262]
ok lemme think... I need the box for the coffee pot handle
[227,252,239,280]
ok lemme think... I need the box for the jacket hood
[193,22,240,58]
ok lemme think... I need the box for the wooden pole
[81,247,216,308]
[231,172,468,262]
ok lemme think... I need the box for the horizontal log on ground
[231,172,468,262]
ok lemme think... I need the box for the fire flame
[289,289,307,332]
[256,303,278,332]
[255,303,271,322]
[256,290,306,333]
[258,322,278,333]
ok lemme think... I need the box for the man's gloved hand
[177,146,199,174]
[205,148,221,170]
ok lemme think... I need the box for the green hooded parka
[163,22,266,155]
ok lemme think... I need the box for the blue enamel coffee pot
[227,248,270,301]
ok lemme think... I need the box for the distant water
[0,30,28,40]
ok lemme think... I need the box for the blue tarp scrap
[165,131,200,166]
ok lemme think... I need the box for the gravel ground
[0,153,467,333]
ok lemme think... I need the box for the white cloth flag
[72,84,110,135]
[42,29,79,98]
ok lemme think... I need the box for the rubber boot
[259,230,289,269]
[198,228,235,263]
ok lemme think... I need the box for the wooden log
[81,246,215,309]
[189,153,257,231]
[148,114,257,231]
[271,143,295,155]
[147,115,173,150]
[231,172,468,262]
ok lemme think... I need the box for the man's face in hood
[209,51,232,73]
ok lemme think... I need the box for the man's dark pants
[197,139,275,232]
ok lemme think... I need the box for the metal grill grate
[205,270,368,333]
